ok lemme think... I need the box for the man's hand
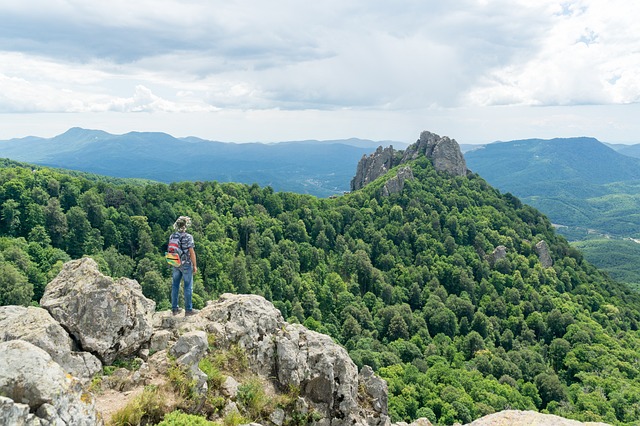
[192,265,198,273]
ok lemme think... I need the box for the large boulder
[196,293,286,376]
[276,323,362,423]
[0,340,102,425]
[40,257,155,365]
[0,305,102,382]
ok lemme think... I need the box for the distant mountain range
[464,137,640,235]
[0,128,407,197]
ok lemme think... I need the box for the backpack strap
[178,232,190,263]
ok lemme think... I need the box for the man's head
[173,216,192,232]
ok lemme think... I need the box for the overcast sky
[1,0,639,144]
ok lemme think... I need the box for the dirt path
[94,375,172,424]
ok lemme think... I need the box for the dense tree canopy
[1,157,640,425]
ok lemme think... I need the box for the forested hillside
[1,156,640,425]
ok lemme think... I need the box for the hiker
[169,216,198,316]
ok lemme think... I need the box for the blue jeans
[172,265,193,312]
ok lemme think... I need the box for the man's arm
[189,247,197,273]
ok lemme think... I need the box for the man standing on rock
[170,216,198,316]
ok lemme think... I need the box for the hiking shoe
[172,308,182,316]
[185,309,199,317]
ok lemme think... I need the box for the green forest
[1,156,640,425]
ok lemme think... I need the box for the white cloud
[466,0,640,106]
[102,85,216,113]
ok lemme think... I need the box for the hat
[173,216,191,232]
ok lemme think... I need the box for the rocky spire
[402,131,468,177]
[350,131,468,192]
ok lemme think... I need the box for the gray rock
[276,323,368,425]
[0,340,67,407]
[351,146,397,191]
[535,240,553,268]
[270,407,285,426]
[382,167,414,197]
[0,340,102,425]
[139,348,150,361]
[402,131,467,177]
[463,410,610,426]
[199,293,285,376]
[222,376,239,398]
[489,245,507,265]
[223,400,240,417]
[40,257,155,365]
[351,131,467,193]
[392,419,432,426]
[0,305,102,382]
[170,331,209,397]
[295,396,309,415]
[148,349,171,376]
[359,365,388,415]
[150,330,173,353]
[170,330,208,362]
[0,396,32,426]
[188,294,389,426]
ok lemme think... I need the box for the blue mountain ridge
[0,127,407,197]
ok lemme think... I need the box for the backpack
[165,232,188,267]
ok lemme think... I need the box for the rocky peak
[403,131,467,177]
[350,131,467,192]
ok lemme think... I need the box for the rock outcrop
[166,293,389,426]
[40,257,155,364]
[351,146,397,191]
[381,166,414,196]
[0,340,102,425]
[535,240,553,268]
[394,419,432,426]
[464,410,609,426]
[351,131,467,192]
[1,258,390,425]
[402,131,467,177]
[0,305,102,382]
[488,245,507,265]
